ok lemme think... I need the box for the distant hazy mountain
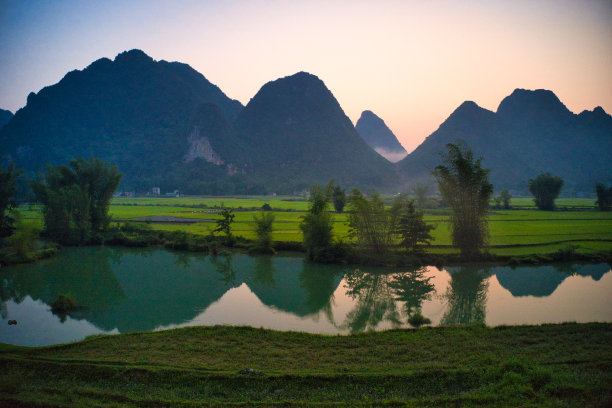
[0,109,12,130]
[398,89,612,192]
[0,49,245,193]
[355,110,407,162]
[234,72,397,191]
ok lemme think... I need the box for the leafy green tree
[528,173,563,210]
[433,142,493,257]
[251,211,275,254]
[300,182,335,262]
[396,200,435,253]
[332,184,347,213]
[492,189,511,209]
[0,163,22,238]
[347,190,405,259]
[411,183,431,209]
[215,208,235,238]
[30,157,122,244]
[595,183,612,211]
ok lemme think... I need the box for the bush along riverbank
[104,223,612,267]
[1,323,610,407]
[4,221,611,268]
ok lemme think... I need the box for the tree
[0,163,22,238]
[215,208,235,239]
[411,183,431,209]
[30,157,122,244]
[252,211,275,254]
[595,183,612,211]
[347,190,405,259]
[528,173,563,210]
[300,182,335,262]
[433,142,493,257]
[492,189,512,209]
[332,184,347,213]
[396,200,435,253]
[500,189,512,209]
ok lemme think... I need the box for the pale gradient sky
[1,0,611,153]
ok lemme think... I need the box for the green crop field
[18,196,612,255]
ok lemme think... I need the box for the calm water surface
[1,247,610,346]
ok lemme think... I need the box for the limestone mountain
[1,52,398,194]
[355,110,407,162]
[398,89,612,192]
[234,72,397,192]
[0,109,12,130]
[0,49,246,192]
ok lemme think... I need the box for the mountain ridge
[355,110,407,162]
[398,89,612,192]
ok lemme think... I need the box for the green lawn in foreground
[1,324,610,407]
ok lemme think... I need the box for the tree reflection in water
[390,267,436,320]
[341,269,401,333]
[441,266,489,325]
[252,256,276,287]
[212,254,236,285]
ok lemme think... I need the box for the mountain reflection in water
[0,247,610,346]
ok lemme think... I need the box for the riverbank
[1,323,610,407]
[102,222,612,267]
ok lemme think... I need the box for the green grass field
[1,324,610,407]
[18,196,612,255]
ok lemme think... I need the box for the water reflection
[390,268,436,319]
[441,266,489,325]
[342,269,401,332]
[494,263,610,297]
[0,247,610,346]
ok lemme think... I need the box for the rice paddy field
[18,195,612,256]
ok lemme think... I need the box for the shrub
[528,173,563,210]
[408,312,431,328]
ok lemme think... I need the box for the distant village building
[165,189,180,197]
[151,187,160,195]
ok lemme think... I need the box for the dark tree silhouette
[332,184,347,213]
[528,173,563,210]
[0,163,22,237]
[595,183,612,211]
[396,200,435,253]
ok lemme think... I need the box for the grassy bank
[1,324,610,407]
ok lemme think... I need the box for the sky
[1,0,611,153]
